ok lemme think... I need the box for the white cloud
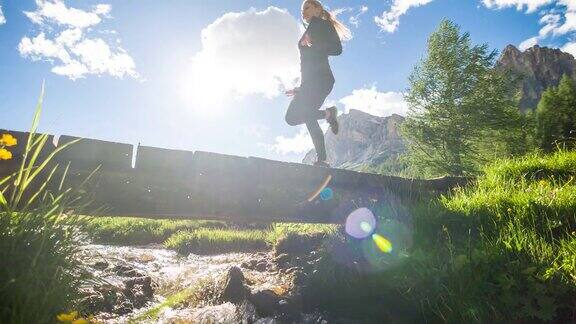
[0,5,6,25]
[561,41,576,56]
[18,32,71,63]
[349,6,368,28]
[555,10,576,35]
[55,27,82,46]
[329,6,366,33]
[332,7,352,17]
[180,7,301,107]
[269,123,329,155]
[272,126,315,155]
[481,0,554,13]
[24,0,110,28]
[375,0,434,33]
[482,1,576,55]
[52,59,88,79]
[338,86,408,117]
[519,35,539,50]
[19,0,138,80]
[541,13,561,35]
[70,39,136,78]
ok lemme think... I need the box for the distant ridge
[302,109,405,170]
[497,44,576,111]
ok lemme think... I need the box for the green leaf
[0,190,7,208]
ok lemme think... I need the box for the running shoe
[326,106,339,135]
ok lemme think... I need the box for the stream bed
[78,243,325,323]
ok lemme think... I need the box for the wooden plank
[0,130,472,223]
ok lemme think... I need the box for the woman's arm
[307,17,342,56]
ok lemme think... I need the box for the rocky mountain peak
[302,110,406,169]
[496,44,576,111]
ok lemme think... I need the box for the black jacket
[299,16,342,82]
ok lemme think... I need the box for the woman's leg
[285,89,310,126]
[285,82,329,126]
[305,119,326,161]
[309,76,334,162]
[285,77,334,163]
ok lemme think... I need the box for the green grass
[85,217,226,245]
[164,223,337,255]
[132,277,220,322]
[0,85,94,324]
[164,228,271,254]
[132,287,196,322]
[85,216,338,255]
[301,149,576,323]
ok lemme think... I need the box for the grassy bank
[86,217,226,245]
[85,216,337,255]
[302,150,576,322]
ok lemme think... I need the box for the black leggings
[285,75,334,161]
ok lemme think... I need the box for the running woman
[285,0,351,167]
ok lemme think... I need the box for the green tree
[536,74,576,152]
[402,20,523,176]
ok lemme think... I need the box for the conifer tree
[536,75,576,151]
[402,20,522,176]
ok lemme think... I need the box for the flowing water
[79,244,295,323]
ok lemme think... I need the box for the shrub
[0,84,94,323]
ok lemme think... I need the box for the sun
[178,59,230,116]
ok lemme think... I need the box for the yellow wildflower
[0,133,17,147]
[57,311,78,322]
[71,318,89,324]
[0,148,12,160]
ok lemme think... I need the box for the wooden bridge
[0,130,471,223]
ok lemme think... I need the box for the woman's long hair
[303,0,352,41]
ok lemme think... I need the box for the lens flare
[307,174,332,202]
[372,233,393,253]
[360,221,373,233]
[345,207,376,239]
[320,187,333,201]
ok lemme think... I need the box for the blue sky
[1,0,575,162]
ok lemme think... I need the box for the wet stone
[242,259,259,270]
[113,264,141,277]
[249,289,282,317]
[255,260,268,272]
[124,276,154,297]
[114,301,133,315]
[221,266,249,304]
[79,294,106,314]
[236,300,259,323]
[132,289,147,308]
[93,261,109,270]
